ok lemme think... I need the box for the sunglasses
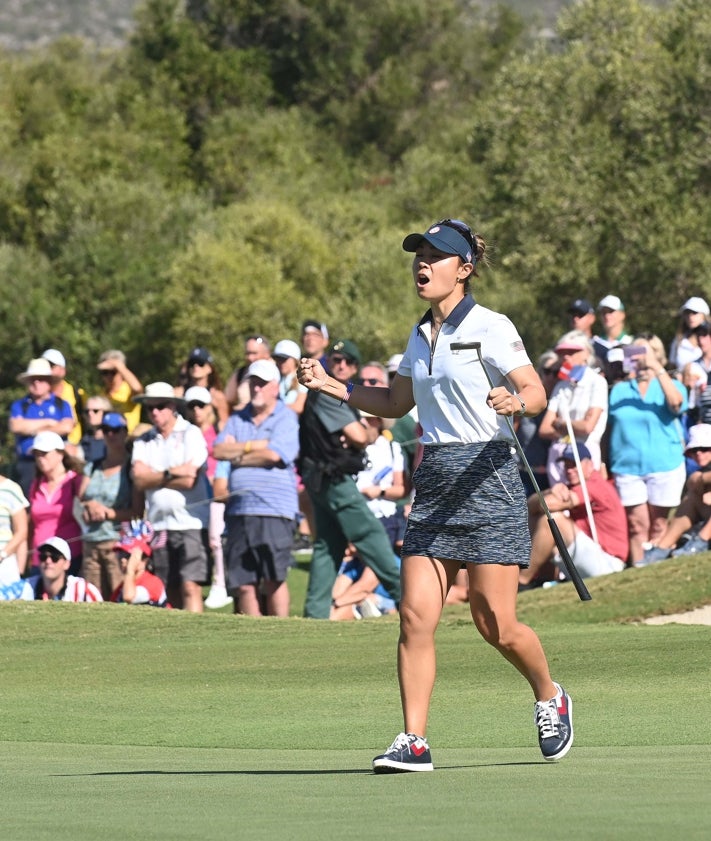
[101,425,125,434]
[99,369,117,377]
[436,218,475,249]
[329,355,354,366]
[188,359,209,367]
[39,551,64,563]
[85,408,104,415]
[188,401,207,409]
[688,448,711,455]
[360,377,384,386]
[147,402,172,411]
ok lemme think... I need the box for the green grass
[2,554,710,840]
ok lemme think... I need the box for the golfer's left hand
[487,387,520,416]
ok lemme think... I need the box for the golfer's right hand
[298,358,328,391]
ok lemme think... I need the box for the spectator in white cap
[668,296,709,374]
[301,320,330,371]
[42,348,86,449]
[18,536,102,602]
[640,423,711,564]
[9,358,74,496]
[28,431,85,574]
[130,382,209,612]
[183,385,232,610]
[273,339,308,414]
[213,358,300,616]
[593,295,632,383]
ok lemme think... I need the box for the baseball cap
[101,412,127,429]
[402,220,474,264]
[561,442,592,462]
[567,299,594,317]
[301,320,329,341]
[187,346,214,365]
[38,536,71,560]
[32,431,65,453]
[42,348,66,368]
[273,339,302,361]
[329,339,361,366]
[598,295,624,312]
[246,359,280,383]
[679,297,710,316]
[184,386,212,405]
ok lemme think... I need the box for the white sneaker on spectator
[358,598,383,618]
[204,585,233,609]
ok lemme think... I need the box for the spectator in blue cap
[79,410,143,599]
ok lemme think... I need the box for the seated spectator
[668,297,708,374]
[538,331,608,484]
[640,424,711,564]
[330,549,399,620]
[0,474,29,578]
[175,347,229,428]
[78,395,112,464]
[9,358,74,495]
[110,522,169,607]
[18,536,103,602]
[520,443,627,590]
[97,349,143,433]
[42,348,87,450]
[79,412,143,599]
[28,431,84,576]
[607,333,687,564]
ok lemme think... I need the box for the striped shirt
[215,400,299,519]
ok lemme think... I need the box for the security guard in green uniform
[299,339,402,618]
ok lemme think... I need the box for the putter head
[450,341,481,352]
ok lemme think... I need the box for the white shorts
[613,462,686,508]
[555,530,625,579]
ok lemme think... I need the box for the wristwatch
[163,469,172,484]
[515,396,527,417]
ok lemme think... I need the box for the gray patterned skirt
[401,440,531,566]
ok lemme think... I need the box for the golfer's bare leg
[397,555,459,736]
[469,564,557,702]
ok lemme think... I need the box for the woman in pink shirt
[28,431,83,575]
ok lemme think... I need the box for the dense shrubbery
[1,0,708,455]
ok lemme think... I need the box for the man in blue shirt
[213,359,300,616]
[9,358,74,495]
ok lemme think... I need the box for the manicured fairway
[2,555,709,840]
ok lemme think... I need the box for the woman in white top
[298,218,573,772]
[668,296,709,374]
[538,330,609,484]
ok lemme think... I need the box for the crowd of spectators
[2,296,710,610]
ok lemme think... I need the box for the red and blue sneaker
[535,682,574,762]
[372,732,434,773]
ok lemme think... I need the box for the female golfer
[298,218,573,772]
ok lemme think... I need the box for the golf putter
[450,340,592,601]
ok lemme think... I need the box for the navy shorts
[225,515,295,588]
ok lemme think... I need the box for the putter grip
[548,518,592,601]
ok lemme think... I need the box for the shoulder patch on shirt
[511,340,525,352]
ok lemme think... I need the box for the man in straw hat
[130,383,209,612]
[9,358,74,495]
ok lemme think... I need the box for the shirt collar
[418,294,477,329]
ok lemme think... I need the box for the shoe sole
[372,759,434,773]
[542,694,574,762]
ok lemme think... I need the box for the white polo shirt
[131,415,209,530]
[398,296,532,445]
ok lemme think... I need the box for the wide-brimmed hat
[134,382,184,404]
[17,358,60,384]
